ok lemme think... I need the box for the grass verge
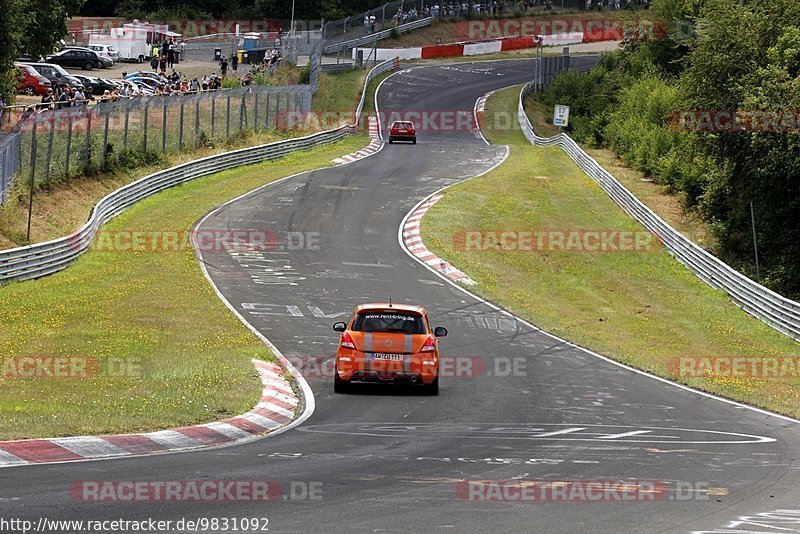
[0,135,368,440]
[422,85,800,418]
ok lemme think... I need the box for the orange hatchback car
[333,303,447,394]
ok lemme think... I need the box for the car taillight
[421,336,436,352]
[340,332,355,350]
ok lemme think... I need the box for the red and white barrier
[352,30,615,61]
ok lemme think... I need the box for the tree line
[539,0,800,298]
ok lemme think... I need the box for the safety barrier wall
[324,17,432,54]
[517,82,800,340]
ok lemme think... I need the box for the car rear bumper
[389,134,416,142]
[336,352,437,385]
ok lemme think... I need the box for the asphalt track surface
[3,59,800,534]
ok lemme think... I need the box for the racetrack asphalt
[2,58,799,534]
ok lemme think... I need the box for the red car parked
[15,64,51,96]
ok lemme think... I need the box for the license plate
[372,353,404,361]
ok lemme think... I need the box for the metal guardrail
[517,82,800,341]
[0,57,400,284]
[324,17,432,54]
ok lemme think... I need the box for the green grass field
[422,85,800,418]
[0,135,368,440]
[0,66,378,440]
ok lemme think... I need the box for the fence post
[275,93,281,129]
[265,93,270,129]
[194,98,200,144]
[226,95,231,138]
[85,110,92,167]
[26,118,38,243]
[102,110,110,166]
[65,116,72,179]
[161,100,167,151]
[142,104,148,152]
[179,100,185,150]
[211,96,216,137]
[45,114,55,183]
[254,93,259,132]
[123,106,130,149]
[240,95,246,131]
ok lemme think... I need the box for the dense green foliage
[1,0,86,103]
[539,0,800,298]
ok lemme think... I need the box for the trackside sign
[554,105,570,128]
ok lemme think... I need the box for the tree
[0,0,86,103]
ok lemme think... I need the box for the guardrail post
[102,111,110,166]
[179,101,185,150]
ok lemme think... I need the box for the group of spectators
[148,37,185,72]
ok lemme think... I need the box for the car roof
[354,303,427,315]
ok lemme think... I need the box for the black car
[46,49,104,71]
[21,63,85,90]
[73,75,117,95]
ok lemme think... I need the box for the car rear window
[352,311,426,334]
[395,122,413,129]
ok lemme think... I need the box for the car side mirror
[333,322,346,332]
[433,326,448,337]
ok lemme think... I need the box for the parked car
[46,49,104,71]
[86,44,119,64]
[127,76,161,91]
[72,75,118,95]
[62,46,113,68]
[123,71,160,80]
[19,62,85,90]
[15,63,52,96]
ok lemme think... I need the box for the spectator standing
[56,87,70,110]
[167,39,175,68]
[221,57,229,77]
[189,77,199,92]
[231,54,238,73]
[159,56,167,72]
[40,89,55,110]
[150,55,159,70]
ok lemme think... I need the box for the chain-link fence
[2,85,313,204]
[0,134,21,204]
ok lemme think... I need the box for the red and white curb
[402,194,476,286]
[333,116,382,164]
[0,359,299,468]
